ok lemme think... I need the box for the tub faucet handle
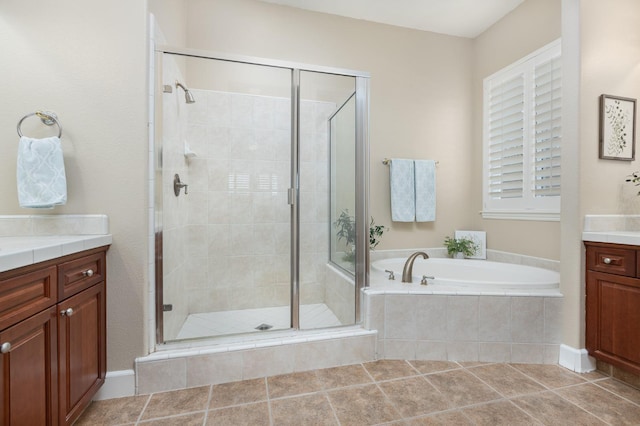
[421,275,434,285]
[384,269,395,280]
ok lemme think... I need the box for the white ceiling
[257,0,525,38]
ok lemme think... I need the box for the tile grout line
[264,376,275,426]
[503,387,565,420]
[419,363,519,420]
[547,385,615,425]
[376,360,453,421]
[370,379,405,422]
[201,384,214,426]
[592,378,640,408]
[345,361,411,423]
[463,363,514,399]
[503,398,542,424]
[400,407,475,424]
[386,362,517,423]
[321,388,344,426]
[134,394,153,425]
[268,369,342,425]
[508,364,586,391]
[460,364,545,422]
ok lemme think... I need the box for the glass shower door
[158,53,293,342]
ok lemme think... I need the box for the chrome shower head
[175,81,196,104]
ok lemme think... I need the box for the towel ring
[17,111,62,138]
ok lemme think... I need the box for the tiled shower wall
[177,89,337,317]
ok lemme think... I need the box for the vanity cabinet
[0,246,108,426]
[585,241,640,376]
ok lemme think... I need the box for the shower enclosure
[154,47,369,344]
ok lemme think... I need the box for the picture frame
[454,230,486,260]
[599,94,636,161]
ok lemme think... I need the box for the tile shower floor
[176,303,342,339]
[76,360,640,425]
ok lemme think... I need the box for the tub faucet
[402,251,429,283]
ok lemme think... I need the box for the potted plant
[334,209,387,263]
[443,236,478,259]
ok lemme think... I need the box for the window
[483,40,561,221]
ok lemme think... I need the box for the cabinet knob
[83,269,94,277]
[0,342,11,354]
[60,308,74,317]
[603,258,612,264]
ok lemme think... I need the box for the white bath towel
[16,136,67,209]
[415,160,436,222]
[389,159,415,222]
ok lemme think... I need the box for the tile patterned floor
[176,304,342,339]
[75,360,640,425]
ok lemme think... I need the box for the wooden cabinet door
[58,282,106,426]
[0,306,58,426]
[586,271,640,375]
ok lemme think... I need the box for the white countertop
[582,231,640,246]
[0,235,112,273]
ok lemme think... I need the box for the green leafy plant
[370,217,387,250]
[443,236,478,258]
[334,209,387,263]
[335,210,356,261]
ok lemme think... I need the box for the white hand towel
[16,136,67,209]
[415,160,436,222]
[390,159,415,222]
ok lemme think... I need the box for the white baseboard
[558,344,597,373]
[94,370,136,400]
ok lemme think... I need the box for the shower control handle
[174,174,188,196]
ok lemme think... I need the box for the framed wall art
[599,94,636,161]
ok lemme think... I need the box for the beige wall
[152,0,476,251]
[0,0,149,370]
[472,0,562,260]
[149,0,187,47]
[579,0,640,213]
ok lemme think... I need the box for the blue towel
[16,136,67,209]
[389,159,415,222]
[415,160,436,222]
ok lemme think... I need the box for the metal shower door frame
[154,45,370,344]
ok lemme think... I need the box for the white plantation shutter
[488,73,525,200]
[533,55,562,198]
[483,40,561,220]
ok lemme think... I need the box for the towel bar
[382,158,439,165]
[17,111,62,138]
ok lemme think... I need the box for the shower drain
[255,323,273,331]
